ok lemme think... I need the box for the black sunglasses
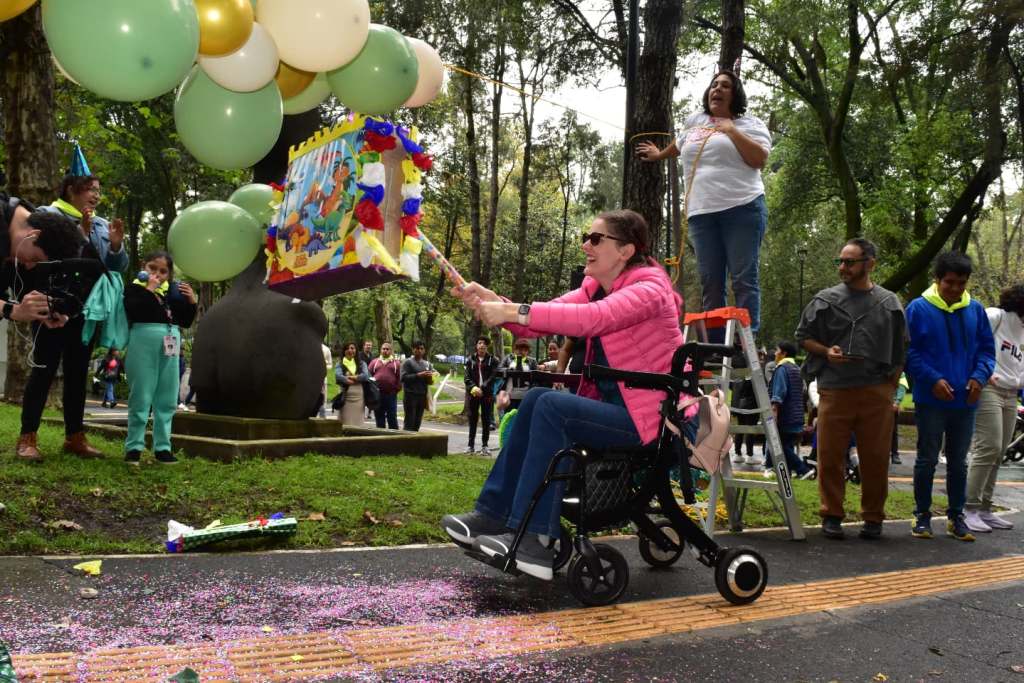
[582,231,627,246]
[833,257,870,266]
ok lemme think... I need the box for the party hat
[69,143,91,177]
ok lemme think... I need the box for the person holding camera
[1,198,101,461]
[123,250,197,465]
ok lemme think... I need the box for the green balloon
[326,24,418,115]
[42,0,199,102]
[168,201,263,282]
[283,72,330,115]
[229,183,276,227]
[175,66,283,170]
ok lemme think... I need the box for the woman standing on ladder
[636,70,772,339]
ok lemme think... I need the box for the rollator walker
[463,341,769,607]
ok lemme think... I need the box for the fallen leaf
[364,470,376,477]
[90,487,104,498]
[47,520,83,531]
[873,675,889,682]
[362,510,379,525]
[388,519,404,527]
[305,512,326,522]
[927,671,944,677]
[928,647,945,656]
[73,560,102,576]
[1011,664,1024,674]
[78,588,98,600]
[290,655,304,662]
[261,626,274,633]
[339,541,357,547]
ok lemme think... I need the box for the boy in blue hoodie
[905,252,995,541]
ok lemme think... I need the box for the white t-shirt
[987,307,1024,390]
[675,112,772,217]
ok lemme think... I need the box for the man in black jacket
[465,336,498,454]
[2,200,106,461]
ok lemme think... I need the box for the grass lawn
[0,402,930,555]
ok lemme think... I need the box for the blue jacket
[905,286,995,409]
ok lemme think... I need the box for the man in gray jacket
[400,340,434,431]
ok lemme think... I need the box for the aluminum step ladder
[683,307,806,541]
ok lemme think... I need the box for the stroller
[462,342,769,607]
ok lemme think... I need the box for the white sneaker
[731,453,745,464]
[745,454,761,465]
[939,454,947,465]
[762,468,775,479]
[979,511,1014,530]
[963,510,992,533]
[177,403,187,410]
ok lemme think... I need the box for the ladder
[683,307,806,541]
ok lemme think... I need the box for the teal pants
[125,323,181,453]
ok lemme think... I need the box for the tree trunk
[718,0,745,73]
[374,288,393,343]
[482,34,505,288]
[1,5,60,402]
[512,60,538,302]
[622,0,683,244]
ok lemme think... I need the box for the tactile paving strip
[12,555,1024,681]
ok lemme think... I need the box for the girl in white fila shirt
[965,284,1024,532]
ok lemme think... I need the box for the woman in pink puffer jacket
[442,209,684,580]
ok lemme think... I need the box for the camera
[32,258,106,320]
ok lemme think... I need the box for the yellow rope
[666,128,716,285]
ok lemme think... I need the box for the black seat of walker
[583,342,739,398]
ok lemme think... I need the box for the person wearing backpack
[965,283,1024,532]
[368,341,401,429]
[100,348,123,408]
[767,340,814,478]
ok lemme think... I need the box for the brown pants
[817,382,895,523]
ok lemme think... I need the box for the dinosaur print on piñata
[265,115,431,300]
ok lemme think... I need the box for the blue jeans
[913,403,976,518]
[766,430,810,475]
[104,379,116,404]
[375,392,399,429]
[475,388,641,538]
[687,195,767,339]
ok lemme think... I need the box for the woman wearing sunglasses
[636,70,771,339]
[441,209,685,580]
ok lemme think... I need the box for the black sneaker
[911,514,932,539]
[822,516,845,539]
[859,520,883,539]
[891,453,902,465]
[155,450,179,465]
[109,401,117,409]
[441,511,505,547]
[947,515,975,542]
[124,450,141,466]
[476,532,555,581]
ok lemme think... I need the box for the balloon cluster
[167,183,275,282]
[20,0,445,171]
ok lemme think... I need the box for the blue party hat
[69,143,91,177]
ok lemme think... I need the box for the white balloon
[257,0,369,73]
[403,37,444,108]
[198,23,279,93]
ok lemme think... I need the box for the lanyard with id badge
[157,286,179,357]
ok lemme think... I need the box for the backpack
[673,390,733,474]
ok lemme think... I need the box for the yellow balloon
[0,0,38,22]
[274,61,315,99]
[196,0,254,56]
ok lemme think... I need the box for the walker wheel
[550,522,574,573]
[638,520,685,568]
[567,543,629,607]
[714,546,768,605]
